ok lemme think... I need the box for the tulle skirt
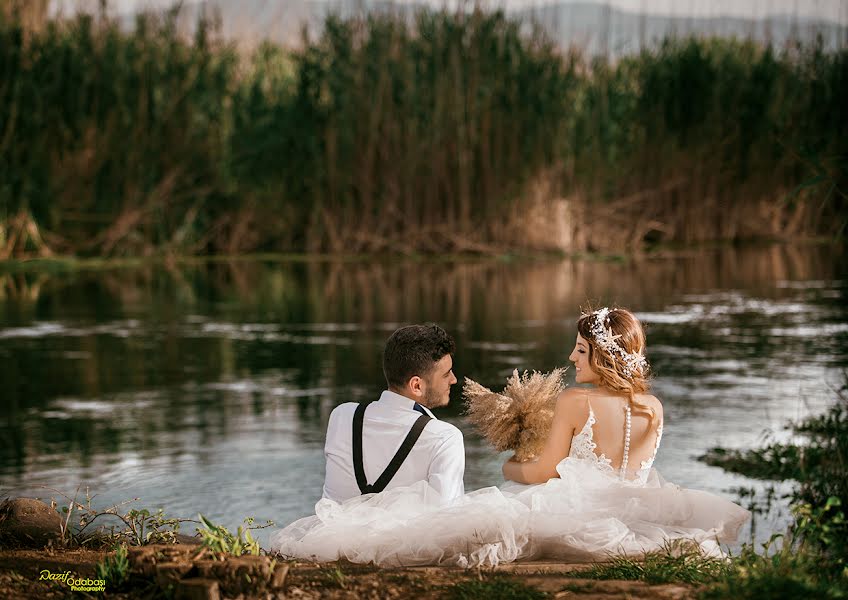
[268,457,751,568]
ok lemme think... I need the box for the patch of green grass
[446,576,548,600]
[319,566,347,589]
[95,544,130,588]
[699,536,848,600]
[576,541,729,585]
[0,250,578,275]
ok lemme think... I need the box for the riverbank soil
[0,545,695,599]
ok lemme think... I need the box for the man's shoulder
[330,402,360,416]
[424,418,464,441]
[329,402,359,423]
[327,402,359,429]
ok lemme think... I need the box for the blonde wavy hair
[576,307,655,420]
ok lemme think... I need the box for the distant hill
[517,2,846,55]
[147,0,847,53]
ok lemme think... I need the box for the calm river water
[2,243,846,550]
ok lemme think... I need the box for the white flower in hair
[584,307,648,379]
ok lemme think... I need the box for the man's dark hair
[382,324,456,389]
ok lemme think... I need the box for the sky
[93,0,848,25]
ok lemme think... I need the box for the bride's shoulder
[635,393,663,418]
[557,387,588,400]
[555,387,590,408]
[554,388,591,429]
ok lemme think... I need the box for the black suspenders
[352,401,432,494]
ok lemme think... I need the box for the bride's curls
[576,307,654,419]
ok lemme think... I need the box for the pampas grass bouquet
[462,368,568,462]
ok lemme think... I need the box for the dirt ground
[0,545,696,599]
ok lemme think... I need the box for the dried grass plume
[463,368,568,461]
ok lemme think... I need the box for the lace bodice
[567,404,663,483]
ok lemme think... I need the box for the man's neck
[387,387,426,407]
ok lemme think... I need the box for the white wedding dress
[269,406,750,567]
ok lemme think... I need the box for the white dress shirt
[322,390,466,504]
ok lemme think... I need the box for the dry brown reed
[0,0,47,35]
[518,170,827,255]
[0,211,55,259]
[463,368,567,461]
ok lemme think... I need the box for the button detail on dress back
[619,404,632,479]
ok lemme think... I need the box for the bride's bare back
[567,387,663,475]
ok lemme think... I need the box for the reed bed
[0,5,845,257]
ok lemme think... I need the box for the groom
[322,324,465,504]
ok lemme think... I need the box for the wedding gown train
[269,406,750,567]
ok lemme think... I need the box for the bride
[269,307,750,567]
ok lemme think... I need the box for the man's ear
[407,376,425,399]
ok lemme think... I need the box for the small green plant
[321,566,347,589]
[447,576,548,600]
[196,514,272,556]
[40,485,192,547]
[95,544,130,588]
[792,497,846,552]
[118,508,185,545]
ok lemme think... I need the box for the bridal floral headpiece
[584,307,648,380]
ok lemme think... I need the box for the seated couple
[269,309,750,567]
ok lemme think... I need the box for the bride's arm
[502,389,578,484]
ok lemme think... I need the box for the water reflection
[1,243,846,549]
